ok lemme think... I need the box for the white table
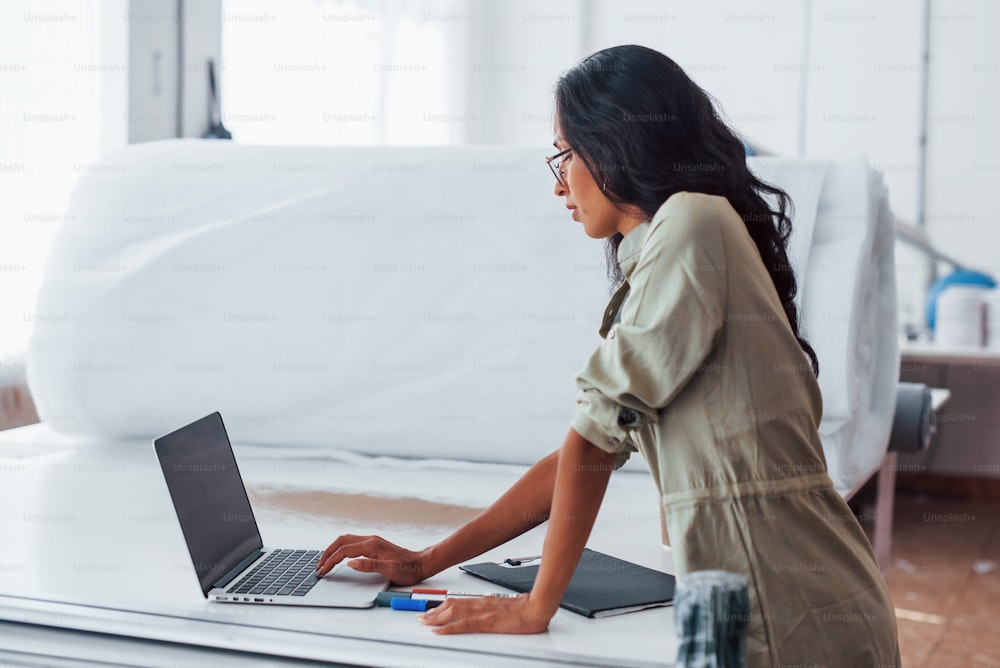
[901,340,1000,366]
[0,423,675,667]
[899,341,1000,479]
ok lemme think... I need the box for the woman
[315,45,901,665]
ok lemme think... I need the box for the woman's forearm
[528,427,616,618]
[420,445,562,577]
[413,428,619,635]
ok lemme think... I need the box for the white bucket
[936,285,988,348]
[984,289,1000,350]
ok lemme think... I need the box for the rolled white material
[799,156,900,497]
[25,142,898,496]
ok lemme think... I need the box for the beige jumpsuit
[571,192,901,666]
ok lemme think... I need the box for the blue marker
[390,597,444,612]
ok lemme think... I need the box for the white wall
[924,0,1000,279]
[803,0,924,221]
[463,0,587,145]
[802,0,929,327]
[586,0,808,157]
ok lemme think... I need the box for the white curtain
[0,0,127,379]
[220,0,470,145]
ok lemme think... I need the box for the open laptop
[154,411,388,607]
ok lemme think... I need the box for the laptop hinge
[213,548,264,590]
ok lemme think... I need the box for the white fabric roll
[26,142,898,492]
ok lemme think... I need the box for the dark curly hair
[555,44,819,376]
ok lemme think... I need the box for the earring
[603,179,608,192]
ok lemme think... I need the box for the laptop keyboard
[227,549,324,597]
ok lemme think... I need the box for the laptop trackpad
[322,563,388,586]
[312,563,388,606]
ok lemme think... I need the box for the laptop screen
[154,412,263,596]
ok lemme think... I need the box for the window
[220,0,470,145]
[0,1,127,366]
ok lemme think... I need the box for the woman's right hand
[315,534,432,586]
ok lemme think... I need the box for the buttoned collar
[617,220,650,281]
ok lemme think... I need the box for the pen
[381,591,519,609]
[504,554,541,566]
[411,588,505,597]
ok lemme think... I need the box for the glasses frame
[545,147,573,187]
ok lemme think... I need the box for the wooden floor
[856,488,1000,667]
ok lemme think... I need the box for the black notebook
[459,548,675,618]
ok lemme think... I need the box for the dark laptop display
[154,412,263,596]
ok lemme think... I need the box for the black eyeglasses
[545,147,572,187]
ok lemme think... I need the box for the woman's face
[552,117,644,239]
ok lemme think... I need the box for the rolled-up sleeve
[571,195,728,464]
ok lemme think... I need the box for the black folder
[459,548,675,618]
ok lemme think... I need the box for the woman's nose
[553,179,567,197]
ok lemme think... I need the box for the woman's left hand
[416,593,554,635]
